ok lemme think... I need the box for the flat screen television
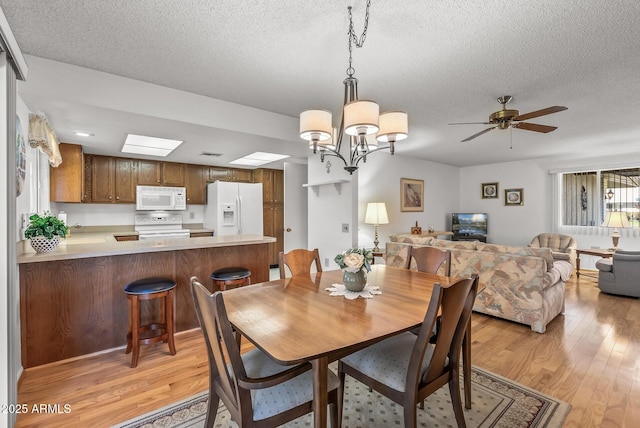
[451,213,488,235]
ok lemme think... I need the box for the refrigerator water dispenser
[221,204,236,226]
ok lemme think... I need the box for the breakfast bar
[18,233,275,367]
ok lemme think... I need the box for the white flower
[343,252,364,272]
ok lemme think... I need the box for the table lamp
[365,202,389,252]
[601,211,630,250]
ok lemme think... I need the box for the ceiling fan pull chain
[346,0,372,77]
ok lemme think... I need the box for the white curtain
[28,113,62,167]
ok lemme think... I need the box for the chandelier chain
[346,0,372,77]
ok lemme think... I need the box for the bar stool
[211,267,251,291]
[124,277,177,368]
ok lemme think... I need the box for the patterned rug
[112,366,570,428]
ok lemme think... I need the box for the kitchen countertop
[17,232,275,264]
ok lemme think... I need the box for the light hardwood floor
[15,273,640,427]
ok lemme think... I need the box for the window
[560,167,640,228]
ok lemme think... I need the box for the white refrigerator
[204,181,264,236]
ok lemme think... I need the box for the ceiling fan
[450,96,568,142]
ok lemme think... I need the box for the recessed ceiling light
[122,134,183,157]
[230,151,290,166]
[74,131,94,137]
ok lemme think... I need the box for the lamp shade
[300,110,333,142]
[601,211,631,228]
[365,202,389,225]
[376,111,408,143]
[344,100,379,136]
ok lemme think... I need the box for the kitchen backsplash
[50,202,206,227]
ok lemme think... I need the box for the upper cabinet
[137,160,185,186]
[91,156,136,203]
[50,143,87,203]
[185,164,207,204]
[49,148,256,206]
[254,168,284,203]
[207,167,253,183]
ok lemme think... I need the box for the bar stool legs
[125,278,177,368]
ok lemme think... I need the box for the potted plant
[335,248,374,292]
[24,212,68,253]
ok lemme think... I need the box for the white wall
[459,159,549,246]
[358,153,460,249]
[307,152,357,269]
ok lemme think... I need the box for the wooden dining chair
[190,277,339,428]
[411,246,472,409]
[337,274,479,428]
[279,248,322,279]
[411,246,451,276]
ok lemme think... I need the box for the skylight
[230,151,290,166]
[121,134,183,157]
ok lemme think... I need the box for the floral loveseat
[387,234,573,333]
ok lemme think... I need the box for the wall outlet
[325,257,330,267]
[342,223,349,233]
[189,211,195,220]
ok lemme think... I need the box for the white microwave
[136,186,187,211]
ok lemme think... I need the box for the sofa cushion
[393,235,434,246]
[477,243,554,270]
[430,239,478,250]
[385,243,411,268]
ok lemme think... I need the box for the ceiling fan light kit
[299,0,408,174]
[452,95,567,142]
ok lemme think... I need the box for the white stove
[134,212,190,240]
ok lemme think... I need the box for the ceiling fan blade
[448,121,492,125]
[513,106,567,121]
[512,122,557,133]
[461,126,496,142]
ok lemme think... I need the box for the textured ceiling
[1,0,640,168]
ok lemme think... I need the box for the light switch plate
[342,223,349,233]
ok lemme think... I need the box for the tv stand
[452,234,487,243]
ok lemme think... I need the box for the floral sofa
[387,234,574,333]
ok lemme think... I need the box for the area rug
[112,366,570,428]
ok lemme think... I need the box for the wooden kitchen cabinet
[207,166,253,183]
[91,155,136,203]
[185,164,207,204]
[254,168,284,265]
[50,143,87,202]
[231,168,253,182]
[137,160,185,186]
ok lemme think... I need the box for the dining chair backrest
[190,277,246,416]
[279,248,322,279]
[411,246,451,276]
[413,274,479,386]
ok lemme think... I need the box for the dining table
[222,264,468,427]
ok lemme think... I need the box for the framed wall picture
[400,178,424,212]
[504,188,524,206]
[482,182,499,199]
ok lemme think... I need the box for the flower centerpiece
[335,248,374,292]
[24,212,68,253]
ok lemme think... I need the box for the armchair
[596,250,640,298]
[530,233,577,268]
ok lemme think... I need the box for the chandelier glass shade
[299,1,408,174]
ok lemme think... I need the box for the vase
[30,235,59,253]
[343,270,367,292]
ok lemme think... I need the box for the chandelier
[299,1,408,174]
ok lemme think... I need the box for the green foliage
[24,212,68,239]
